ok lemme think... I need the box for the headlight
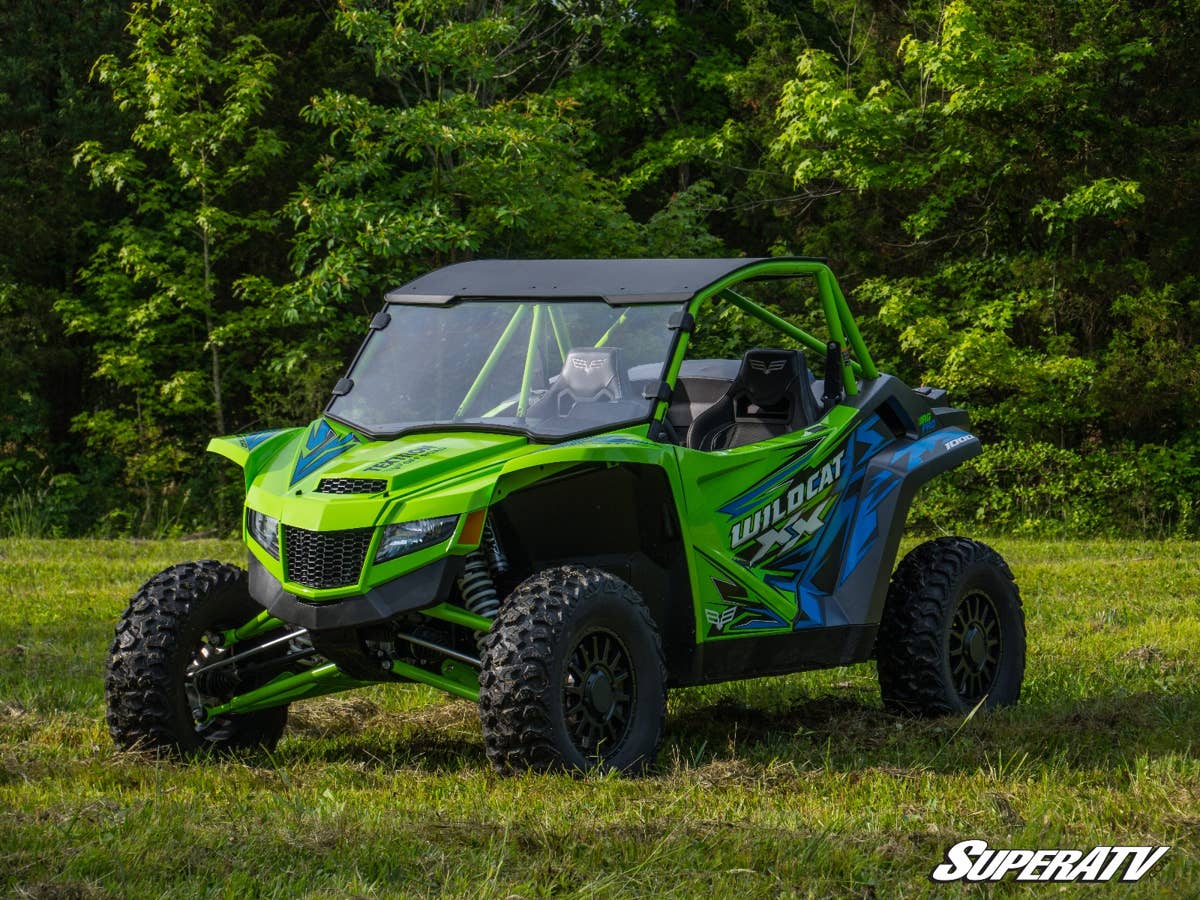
[375,515,458,563]
[246,508,280,559]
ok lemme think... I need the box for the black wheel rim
[948,590,1002,703]
[563,628,636,759]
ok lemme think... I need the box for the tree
[770,0,1199,447]
[247,0,652,403]
[5,0,1194,537]
[766,0,1200,534]
[61,0,283,530]
[0,1,128,531]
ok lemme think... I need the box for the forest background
[2,0,1197,538]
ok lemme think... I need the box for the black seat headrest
[560,348,625,401]
[737,348,804,406]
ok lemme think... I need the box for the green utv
[106,258,1025,773]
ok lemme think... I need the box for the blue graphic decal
[716,418,975,634]
[291,419,358,486]
[889,428,970,471]
[729,606,789,631]
[838,467,897,581]
[720,415,900,630]
[717,437,821,519]
[831,428,972,586]
[238,429,283,450]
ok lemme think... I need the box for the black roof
[385,257,821,306]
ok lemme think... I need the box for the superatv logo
[729,450,844,562]
[931,840,1169,883]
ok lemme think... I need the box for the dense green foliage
[1,0,1198,536]
[67,0,285,532]
[2,538,1199,893]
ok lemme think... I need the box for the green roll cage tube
[460,259,877,425]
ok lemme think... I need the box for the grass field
[1,538,1198,897]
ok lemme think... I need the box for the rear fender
[834,425,981,628]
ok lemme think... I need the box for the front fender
[491,431,679,502]
[206,428,303,490]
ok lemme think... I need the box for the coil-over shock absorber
[456,515,508,620]
[481,518,509,577]
[457,554,499,619]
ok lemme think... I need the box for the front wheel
[876,538,1025,716]
[478,566,667,775]
[105,560,289,755]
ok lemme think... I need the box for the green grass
[1,538,1198,897]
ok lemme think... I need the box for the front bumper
[248,553,465,630]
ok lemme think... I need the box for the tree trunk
[201,222,225,436]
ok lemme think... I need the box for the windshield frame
[324,297,690,444]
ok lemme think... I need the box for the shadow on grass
[273,697,490,773]
[204,686,1197,780]
[238,686,1200,776]
[662,689,1200,774]
[278,731,491,773]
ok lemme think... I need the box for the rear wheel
[478,566,667,775]
[105,561,289,754]
[876,538,1025,716]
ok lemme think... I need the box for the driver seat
[686,348,820,451]
[527,347,632,418]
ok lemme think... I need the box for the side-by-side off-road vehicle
[106,258,1025,773]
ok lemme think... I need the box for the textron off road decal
[748,358,786,375]
[705,605,737,632]
[291,419,358,485]
[571,357,606,371]
[362,444,442,471]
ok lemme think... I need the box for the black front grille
[283,525,374,589]
[316,477,387,495]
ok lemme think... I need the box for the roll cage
[327,257,879,443]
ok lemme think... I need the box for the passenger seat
[686,348,821,451]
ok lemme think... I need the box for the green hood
[208,417,669,598]
[212,420,536,529]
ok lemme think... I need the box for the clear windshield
[327,300,682,440]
